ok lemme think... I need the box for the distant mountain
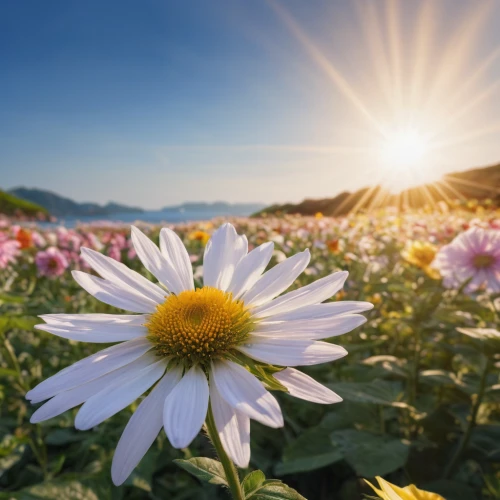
[0,190,49,219]
[9,188,144,217]
[162,201,265,216]
[254,163,500,217]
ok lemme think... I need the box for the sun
[376,128,440,192]
[381,130,429,168]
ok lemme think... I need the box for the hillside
[162,201,265,215]
[9,188,144,217]
[255,163,500,217]
[0,190,50,219]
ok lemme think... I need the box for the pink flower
[85,233,104,251]
[0,236,20,269]
[31,231,46,248]
[433,227,500,293]
[107,245,122,262]
[35,247,69,278]
[127,247,137,260]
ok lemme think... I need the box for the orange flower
[327,239,340,253]
[16,228,33,249]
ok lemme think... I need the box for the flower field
[1,206,500,500]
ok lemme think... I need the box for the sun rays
[264,0,500,212]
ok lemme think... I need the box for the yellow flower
[315,212,323,219]
[366,476,445,500]
[188,230,211,245]
[402,241,439,279]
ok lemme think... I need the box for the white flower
[27,223,372,485]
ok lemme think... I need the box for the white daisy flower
[27,223,372,485]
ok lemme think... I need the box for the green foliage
[0,190,49,218]
[175,458,305,500]
[174,458,228,486]
[247,480,306,500]
[330,430,409,477]
[241,470,266,497]
[329,380,410,409]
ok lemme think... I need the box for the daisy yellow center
[145,287,254,363]
[473,254,494,269]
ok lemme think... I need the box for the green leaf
[242,470,266,498]
[1,480,99,499]
[275,426,343,475]
[0,315,38,333]
[329,380,410,409]
[0,294,25,305]
[8,316,38,330]
[422,480,477,500]
[361,355,408,378]
[457,327,500,352]
[331,429,409,477]
[174,457,228,486]
[249,480,306,500]
[469,425,500,460]
[0,368,19,378]
[419,369,466,389]
[45,429,87,446]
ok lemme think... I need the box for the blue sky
[2,0,500,208]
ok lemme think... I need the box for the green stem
[2,336,29,392]
[443,355,490,479]
[409,327,422,408]
[405,326,421,440]
[206,405,244,500]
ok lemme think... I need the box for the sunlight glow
[267,0,500,210]
[381,130,428,167]
[376,128,441,193]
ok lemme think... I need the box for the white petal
[131,226,186,294]
[209,380,250,468]
[30,354,156,423]
[72,271,157,313]
[211,360,283,428]
[81,247,166,303]
[35,313,147,343]
[159,228,194,292]
[241,250,310,307]
[238,337,347,366]
[26,337,153,403]
[203,224,248,291]
[266,301,374,322]
[227,242,274,299]
[40,314,147,326]
[163,365,209,448]
[252,271,348,318]
[111,367,183,486]
[274,368,342,404]
[75,357,167,430]
[254,314,367,339]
